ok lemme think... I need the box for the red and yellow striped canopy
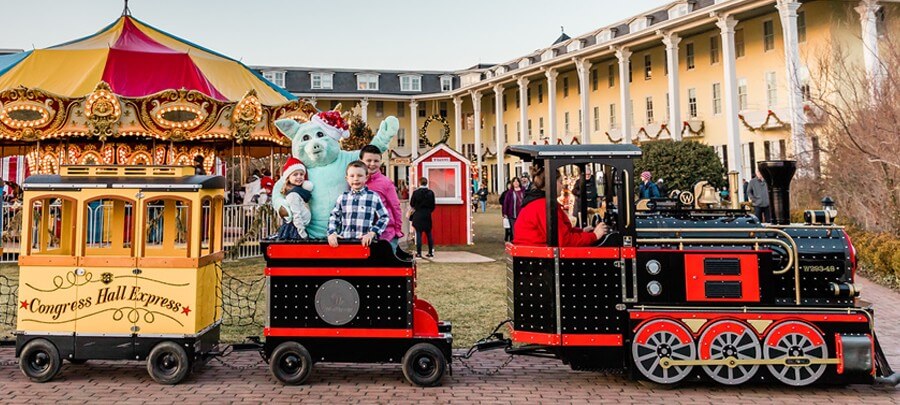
[0,15,294,105]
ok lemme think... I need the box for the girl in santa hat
[275,157,314,239]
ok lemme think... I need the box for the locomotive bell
[758,160,797,225]
[822,196,838,218]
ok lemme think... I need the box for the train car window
[27,197,76,256]
[200,198,213,255]
[144,198,191,257]
[84,197,135,256]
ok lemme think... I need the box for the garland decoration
[738,110,788,132]
[418,114,451,148]
[681,120,706,137]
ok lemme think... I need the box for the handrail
[637,227,801,305]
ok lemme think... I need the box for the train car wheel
[698,320,761,385]
[632,319,696,385]
[269,342,313,385]
[763,321,827,386]
[19,338,62,383]
[402,343,446,387]
[147,341,191,385]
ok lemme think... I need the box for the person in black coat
[409,177,436,258]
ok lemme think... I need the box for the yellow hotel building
[255,0,894,192]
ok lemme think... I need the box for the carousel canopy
[0,15,293,105]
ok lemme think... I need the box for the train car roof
[505,144,642,161]
[22,174,227,190]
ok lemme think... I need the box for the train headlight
[647,281,662,296]
[646,260,661,275]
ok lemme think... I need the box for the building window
[686,43,695,70]
[591,69,598,91]
[564,112,570,133]
[375,101,384,117]
[666,92,670,122]
[763,20,775,52]
[629,18,649,32]
[628,60,633,83]
[538,84,543,103]
[516,122,521,142]
[331,100,340,110]
[735,29,745,58]
[463,113,474,130]
[738,78,748,111]
[516,92,521,109]
[539,117,544,135]
[400,75,422,92]
[263,71,285,88]
[396,101,405,117]
[797,11,807,43]
[710,36,720,64]
[645,96,654,124]
[397,128,406,148]
[440,76,453,92]
[503,124,508,142]
[644,54,652,80]
[419,102,427,118]
[357,73,379,91]
[608,64,616,88]
[766,71,777,108]
[527,88,532,106]
[664,50,669,75]
[310,72,332,89]
[712,83,722,115]
[609,103,617,129]
[593,106,600,131]
[801,83,811,101]
[527,119,532,137]
[688,88,698,118]
[503,94,508,111]
[578,109,582,133]
[439,101,448,118]
[563,77,569,97]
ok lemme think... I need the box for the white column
[409,100,418,159]
[575,59,592,144]
[471,90,483,180]
[493,84,506,193]
[359,98,369,123]
[452,96,463,152]
[717,16,744,182]
[777,0,810,168]
[661,32,682,141]
[517,76,529,145]
[545,68,559,144]
[856,0,883,98]
[615,48,633,144]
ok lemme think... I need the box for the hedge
[848,229,900,290]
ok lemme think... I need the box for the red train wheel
[632,319,696,385]
[698,320,761,385]
[763,321,827,386]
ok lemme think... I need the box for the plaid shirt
[327,186,390,239]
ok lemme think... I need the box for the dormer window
[399,74,422,92]
[596,30,613,44]
[440,75,453,92]
[629,17,650,33]
[495,66,507,76]
[356,73,379,91]
[541,49,556,62]
[263,71,285,88]
[519,57,532,68]
[566,40,582,52]
[668,3,691,19]
[310,72,333,90]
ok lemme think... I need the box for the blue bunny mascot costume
[271,110,399,239]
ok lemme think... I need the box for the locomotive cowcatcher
[497,144,897,387]
[261,239,452,386]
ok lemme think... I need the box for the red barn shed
[411,144,472,245]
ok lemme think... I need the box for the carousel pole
[269,144,274,176]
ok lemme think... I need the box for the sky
[0,0,666,71]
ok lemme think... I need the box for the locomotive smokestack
[758,160,796,225]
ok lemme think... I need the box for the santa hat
[282,157,307,179]
[310,110,350,141]
[641,171,652,182]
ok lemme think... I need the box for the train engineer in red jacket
[513,164,607,247]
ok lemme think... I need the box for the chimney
[758,160,796,225]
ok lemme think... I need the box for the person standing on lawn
[502,177,525,242]
[410,177,436,258]
[476,184,489,213]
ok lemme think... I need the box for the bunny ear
[274,118,302,139]
[332,103,342,112]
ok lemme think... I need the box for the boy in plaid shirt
[327,161,391,247]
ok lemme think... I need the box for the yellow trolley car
[15,165,225,384]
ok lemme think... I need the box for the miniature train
[11,144,900,388]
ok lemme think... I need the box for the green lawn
[2,205,508,348]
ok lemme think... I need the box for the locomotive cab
[504,144,891,387]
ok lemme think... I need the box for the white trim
[399,74,423,92]
[422,161,464,204]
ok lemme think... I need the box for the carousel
[0,9,316,179]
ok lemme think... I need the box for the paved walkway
[2,277,898,404]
